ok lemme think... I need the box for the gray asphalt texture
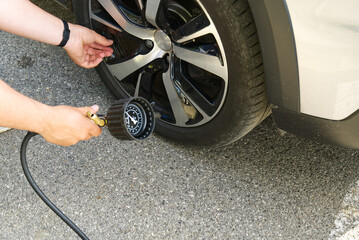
[1,1,359,240]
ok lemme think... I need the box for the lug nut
[145,40,154,49]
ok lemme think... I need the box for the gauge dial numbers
[107,97,156,140]
[125,103,147,136]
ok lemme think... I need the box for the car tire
[73,0,270,147]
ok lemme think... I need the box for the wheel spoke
[173,45,226,79]
[107,46,165,81]
[135,0,144,10]
[176,25,214,44]
[162,69,189,125]
[98,0,154,39]
[145,0,163,28]
[177,87,211,123]
[89,10,122,32]
[172,12,211,43]
[174,72,220,117]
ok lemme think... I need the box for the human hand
[63,23,113,68]
[40,105,102,146]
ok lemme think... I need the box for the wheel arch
[248,0,299,112]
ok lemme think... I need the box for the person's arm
[0,0,113,68]
[0,0,113,146]
[0,80,101,146]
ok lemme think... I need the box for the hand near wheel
[63,23,113,68]
[0,1,113,69]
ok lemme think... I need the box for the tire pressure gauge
[87,97,156,140]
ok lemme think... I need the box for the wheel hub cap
[154,30,172,51]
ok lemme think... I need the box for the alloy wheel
[89,0,228,127]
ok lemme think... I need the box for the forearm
[0,80,51,133]
[0,80,101,146]
[0,0,64,46]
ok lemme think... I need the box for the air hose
[19,97,156,239]
[21,131,90,239]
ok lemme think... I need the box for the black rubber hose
[20,131,90,240]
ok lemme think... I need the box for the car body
[56,0,359,149]
[249,0,359,149]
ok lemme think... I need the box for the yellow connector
[86,112,107,127]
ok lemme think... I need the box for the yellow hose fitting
[86,112,107,127]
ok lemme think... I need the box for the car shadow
[170,117,359,239]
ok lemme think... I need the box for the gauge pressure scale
[105,97,155,140]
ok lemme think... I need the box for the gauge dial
[107,97,155,140]
[124,103,147,136]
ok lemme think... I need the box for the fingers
[87,48,105,56]
[90,125,102,137]
[81,44,112,68]
[82,58,102,69]
[82,34,113,68]
[78,105,102,137]
[64,24,113,69]
[93,31,113,47]
[90,57,104,68]
[83,54,105,68]
[87,45,112,55]
[90,42,113,51]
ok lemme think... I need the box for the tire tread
[222,0,270,145]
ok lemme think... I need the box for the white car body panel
[285,0,359,120]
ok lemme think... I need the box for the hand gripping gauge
[20,98,157,240]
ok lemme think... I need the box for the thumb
[78,105,100,115]
[78,105,102,137]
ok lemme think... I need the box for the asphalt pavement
[1,1,359,240]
